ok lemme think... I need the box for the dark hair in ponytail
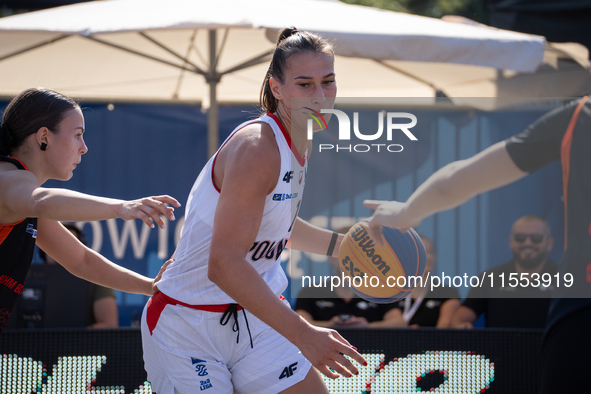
[260,27,334,114]
[0,87,79,156]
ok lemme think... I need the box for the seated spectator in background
[38,223,119,328]
[452,215,558,329]
[295,226,403,328]
[389,234,461,328]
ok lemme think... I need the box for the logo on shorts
[191,358,209,377]
[279,362,298,380]
[199,378,212,391]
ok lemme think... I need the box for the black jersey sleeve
[505,99,581,173]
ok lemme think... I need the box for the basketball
[337,221,427,303]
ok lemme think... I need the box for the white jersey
[157,113,308,305]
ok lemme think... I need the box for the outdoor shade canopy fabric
[0,0,589,154]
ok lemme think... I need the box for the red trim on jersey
[6,156,30,171]
[561,95,588,250]
[210,121,266,193]
[0,224,14,245]
[146,291,285,334]
[267,112,307,167]
[0,218,27,245]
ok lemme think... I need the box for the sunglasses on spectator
[512,233,545,243]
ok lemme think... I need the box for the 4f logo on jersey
[283,171,294,183]
[279,362,298,379]
[191,358,209,377]
[26,224,37,239]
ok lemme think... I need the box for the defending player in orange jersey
[0,87,180,332]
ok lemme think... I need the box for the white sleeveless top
[157,113,308,305]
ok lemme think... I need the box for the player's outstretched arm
[289,217,345,258]
[364,141,527,244]
[36,219,162,295]
[0,168,180,228]
[207,125,365,379]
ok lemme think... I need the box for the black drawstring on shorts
[220,304,253,349]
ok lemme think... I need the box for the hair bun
[277,26,300,45]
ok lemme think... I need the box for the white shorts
[141,292,311,394]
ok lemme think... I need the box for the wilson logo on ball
[338,221,427,304]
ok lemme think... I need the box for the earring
[40,142,47,151]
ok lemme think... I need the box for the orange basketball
[337,221,427,303]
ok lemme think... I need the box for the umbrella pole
[207,29,220,159]
[208,79,219,159]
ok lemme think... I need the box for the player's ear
[36,127,50,150]
[269,77,282,101]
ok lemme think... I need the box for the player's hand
[152,258,174,294]
[363,200,421,246]
[118,195,181,228]
[454,322,473,329]
[295,324,366,379]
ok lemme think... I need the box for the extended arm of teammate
[364,141,527,244]
[36,219,170,295]
[0,167,180,228]
[207,124,365,379]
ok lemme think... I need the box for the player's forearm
[67,248,154,296]
[405,142,526,223]
[290,217,344,258]
[403,160,475,222]
[300,318,333,328]
[27,188,122,222]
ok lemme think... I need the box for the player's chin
[58,170,75,181]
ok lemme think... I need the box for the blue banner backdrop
[1,99,564,325]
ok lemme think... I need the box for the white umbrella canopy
[0,0,587,154]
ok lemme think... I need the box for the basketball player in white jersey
[141,28,366,393]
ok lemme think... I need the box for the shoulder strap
[0,155,26,170]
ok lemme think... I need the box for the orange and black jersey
[505,97,591,330]
[0,155,37,332]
